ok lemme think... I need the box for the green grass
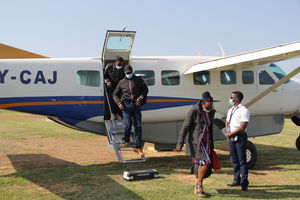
[0,110,300,199]
[0,110,98,139]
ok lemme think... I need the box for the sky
[1,0,300,77]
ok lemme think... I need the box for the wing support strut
[245,65,300,108]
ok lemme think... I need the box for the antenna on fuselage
[195,49,202,56]
[218,42,225,57]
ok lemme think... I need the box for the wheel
[246,141,257,169]
[296,135,300,151]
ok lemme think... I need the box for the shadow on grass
[4,154,191,200]
[3,141,300,199]
[216,184,300,199]
[214,141,300,171]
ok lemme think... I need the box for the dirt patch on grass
[42,182,81,193]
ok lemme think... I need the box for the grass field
[0,110,299,200]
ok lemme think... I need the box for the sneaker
[121,142,130,147]
[133,148,145,156]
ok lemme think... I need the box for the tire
[296,135,300,151]
[246,141,257,169]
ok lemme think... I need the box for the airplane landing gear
[246,141,257,169]
[291,116,300,150]
[296,135,300,151]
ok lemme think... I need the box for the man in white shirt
[225,91,250,191]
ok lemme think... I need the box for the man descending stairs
[104,64,149,162]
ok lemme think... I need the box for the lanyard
[228,106,240,125]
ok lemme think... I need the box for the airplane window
[107,36,133,51]
[259,70,275,85]
[193,71,210,85]
[161,70,180,85]
[242,71,254,84]
[220,70,236,84]
[269,63,290,83]
[134,70,155,86]
[76,70,100,87]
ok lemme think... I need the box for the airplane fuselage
[0,56,299,144]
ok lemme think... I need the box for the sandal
[194,184,206,198]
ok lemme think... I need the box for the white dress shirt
[226,104,250,132]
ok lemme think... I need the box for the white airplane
[1,30,300,167]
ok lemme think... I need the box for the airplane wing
[0,43,48,59]
[184,41,300,74]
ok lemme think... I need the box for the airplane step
[104,120,146,163]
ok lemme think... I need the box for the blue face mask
[116,65,122,70]
[229,99,235,105]
[126,73,133,79]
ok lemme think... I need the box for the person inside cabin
[113,65,148,156]
[176,91,215,198]
[104,57,125,120]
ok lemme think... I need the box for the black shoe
[241,185,248,191]
[227,182,240,187]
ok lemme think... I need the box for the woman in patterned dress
[176,92,215,198]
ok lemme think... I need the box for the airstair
[102,30,144,163]
[104,119,146,163]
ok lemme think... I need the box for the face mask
[116,65,122,70]
[126,73,133,79]
[203,108,211,113]
[229,99,235,105]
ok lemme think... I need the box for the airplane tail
[0,43,48,59]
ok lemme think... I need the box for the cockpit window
[269,63,290,83]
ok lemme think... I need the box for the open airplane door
[101,30,136,120]
[101,30,136,67]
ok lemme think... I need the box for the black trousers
[229,132,249,186]
[104,87,122,119]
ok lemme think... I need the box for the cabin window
[269,63,290,84]
[193,71,210,85]
[161,70,180,85]
[242,71,254,84]
[259,70,275,85]
[220,70,236,84]
[76,70,100,87]
[134,70,155,86]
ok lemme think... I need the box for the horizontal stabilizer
[184,41,300,74]
[0,43,48,59]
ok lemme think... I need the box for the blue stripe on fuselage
[0,96,200,124]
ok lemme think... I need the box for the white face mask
[203,108,211,113]
[126,73,133,79]
[116,65,122,70]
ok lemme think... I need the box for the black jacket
[113,75,149,105]
[104,63,125,88]
[177,102,215,160]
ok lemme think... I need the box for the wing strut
[245,66,300,108]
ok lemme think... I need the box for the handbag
[212,151,221,170]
